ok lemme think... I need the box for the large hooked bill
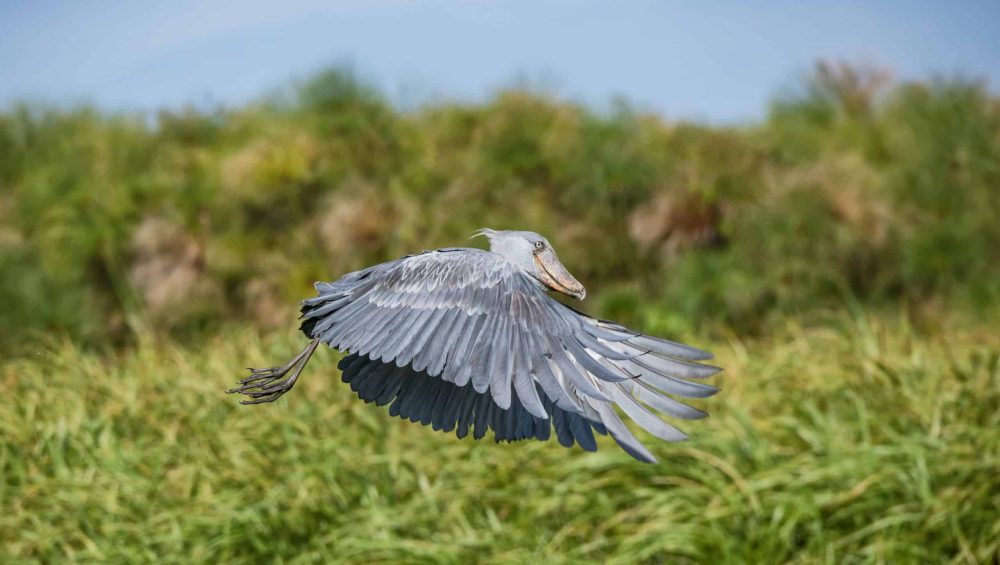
[534,247,586,300]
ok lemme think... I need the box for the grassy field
[3,310,997,563]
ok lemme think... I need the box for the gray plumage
[232,230,722,463]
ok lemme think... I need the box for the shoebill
[229,229,722,462]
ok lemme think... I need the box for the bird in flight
[229,229,721,462]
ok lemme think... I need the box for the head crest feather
[470,228,498,240]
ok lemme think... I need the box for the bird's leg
[236,342,315,384]
[228,339,320,405]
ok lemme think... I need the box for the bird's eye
[533,241,545,250]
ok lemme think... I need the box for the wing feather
[534,354,584,413]
[430,312,467,376]
[447,314,487,385]
[566,411,598,451]
[625,334,714,361]
[400,307,448,368]
[374,366,406,406]
[482,306,511,400]
[489,313,516,409]
[564,339,631,383]
[420,380,447,426]
[394,308,442,367]
[376,308,422,363]
[473,393,492,440]
[573,330,638,360]
[608,383,688,442]
[628,350,723,380]
[548,343,613,402]
[551,408,573,447]
[587,399,658,463]
[512,329,547,419]
[355,306,408,356]
[619,358,721,398]
[418,308,463,374]
[605,362,708,420]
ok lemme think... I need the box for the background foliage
[2,62,998,562]
[3,62,998,353]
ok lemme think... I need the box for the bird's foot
[227,369,298,404]
[227,340,319,405]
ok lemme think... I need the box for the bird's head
[474,228,586,300]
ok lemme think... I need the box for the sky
[2,0,999,123]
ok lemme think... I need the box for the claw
[228,376,277,394]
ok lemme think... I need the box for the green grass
[3,311,997,563]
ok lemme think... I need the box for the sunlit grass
[3,313,997,563]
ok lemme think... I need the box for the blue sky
[2,0,999,123]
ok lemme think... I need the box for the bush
[1,63,998,354]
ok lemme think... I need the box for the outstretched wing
[300,248,721,462]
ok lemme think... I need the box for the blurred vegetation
[2,62,998,355]
[2,62,999,562]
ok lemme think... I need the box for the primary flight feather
[229,229,721,462]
